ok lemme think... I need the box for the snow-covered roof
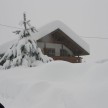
[32,20,90,54]
[0,20,90,54]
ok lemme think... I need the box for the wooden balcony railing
[52,56,82,63]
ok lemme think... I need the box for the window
[46,48,55,56]
[60,49,69,56]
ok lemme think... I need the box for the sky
[0,0,108,62]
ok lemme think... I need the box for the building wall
[37,42,73,56]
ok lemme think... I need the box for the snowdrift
[0,61,108,108]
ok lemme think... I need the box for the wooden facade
[37,29,88,63]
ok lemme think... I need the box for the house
[0,21,90,63]
[34,21,90,63]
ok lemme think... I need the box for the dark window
[60,49,69,56]
[46,48,55,56]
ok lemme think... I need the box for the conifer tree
[0,13,53,69]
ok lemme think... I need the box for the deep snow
[0,60,108,108]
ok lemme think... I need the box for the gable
[33,20,90,55]
[37,28,89,56]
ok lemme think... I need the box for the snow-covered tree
[0,13,53,69]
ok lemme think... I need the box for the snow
[0,60,108,108]
[0,20,90,55]
[0,40,16,54]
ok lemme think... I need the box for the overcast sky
[0,0,108,62]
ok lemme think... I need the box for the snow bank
[0,61,108,108]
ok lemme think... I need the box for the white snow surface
[0,60,108,108]
[0,21,90,54]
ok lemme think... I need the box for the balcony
[52,56,82,63]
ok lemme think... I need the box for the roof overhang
[50,29,89,56]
